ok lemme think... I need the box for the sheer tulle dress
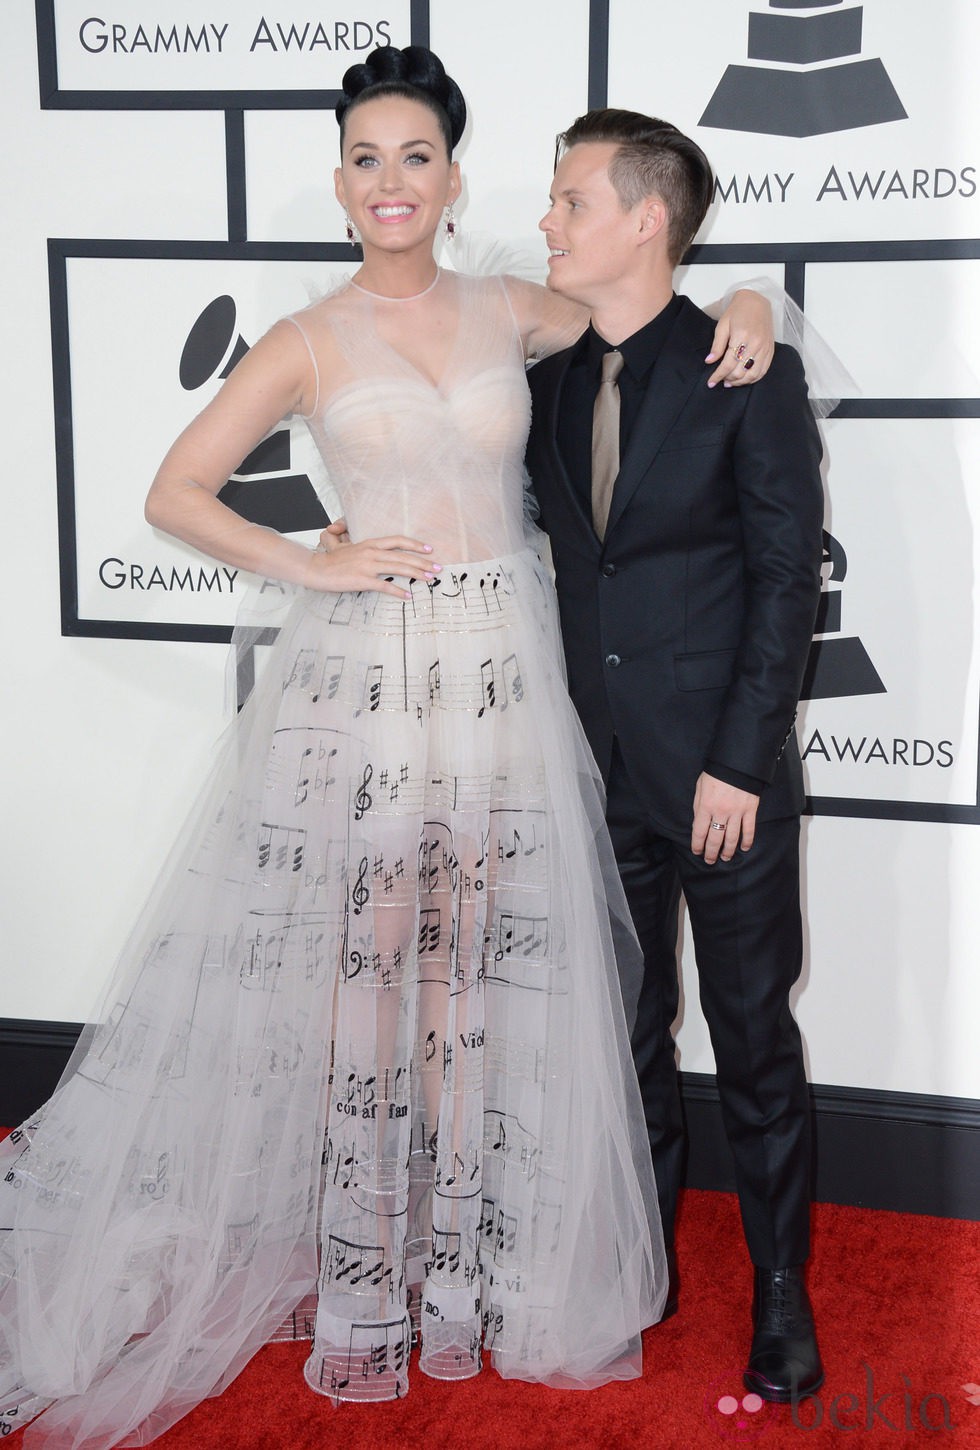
[0,270,667,1448]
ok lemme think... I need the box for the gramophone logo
[700,1,907,138]
[180,295,328,534]
[801,530,884,700]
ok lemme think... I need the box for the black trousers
[605,741,812,1269]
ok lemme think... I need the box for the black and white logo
[802,530,885,701]
[700,1,906,138]
[181,296,327,534]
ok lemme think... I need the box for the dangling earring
[344,210,359,246]
[444,202,457,242]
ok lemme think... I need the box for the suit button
[605,653,621,668]
[601,563,617,577]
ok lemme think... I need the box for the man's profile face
[538,141,647,308]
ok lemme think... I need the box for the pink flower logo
[703,1371,779,1440]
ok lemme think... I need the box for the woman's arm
[145,319,438,599]
[505,275,774,384]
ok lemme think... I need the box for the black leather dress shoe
[743,1266,824,1403]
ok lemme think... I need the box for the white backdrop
[2,0,979,1102]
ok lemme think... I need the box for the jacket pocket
[674,647,736,691]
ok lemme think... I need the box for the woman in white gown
[0,46,774,1448]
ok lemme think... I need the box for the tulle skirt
[0,548,666,1448]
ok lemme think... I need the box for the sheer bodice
[288,271,533,562]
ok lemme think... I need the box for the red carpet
[6,1188,979,1448]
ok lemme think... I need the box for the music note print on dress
[285,648,346,704]
[478,572,502,616]
[361,663,383,714]
[240,926,286,992]
[427,660,441,708]
[417,908,441,955]
[430,1228,462,1277]
[476,659,495,718]
[502,651,524,706]
[494,912,549,961]
[312,654,345,704]
[434,1144,480,1198]
[353,764,373,821]
[313,1316,411,1402]
[351,857,370,916]
[223,1214,260,1261]
[324,1235,393,1294]
[324,1134,358,1190]
[257,821,307,875]
[138,1151,171,1199]
[479,1193,520,1258]
[293,734,339,807]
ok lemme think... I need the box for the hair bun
[338,45,466,150]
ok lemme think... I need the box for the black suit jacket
[526,295,824,842]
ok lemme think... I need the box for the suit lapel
[604,299,709,538]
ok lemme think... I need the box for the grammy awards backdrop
[2,0,978,1213]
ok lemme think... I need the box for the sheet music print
[324,1134,359,1191]
[330,1065,409,1121]
[480,1194,520,1258]
[324,1234,395,1296]
[433,1143,481,1199]
[362,663,384,715]
[312,1318,412,1400]
[353,764,373,821]
[222,1214,260,1265]
[257,821,307,876]
[484,1111,541,1183]
[477,659,495,718]
[430,1226,462,1277]
[137,1150,171,1199]
[293,734,339,807]
[493,912,549,962]
[239,924,288,992]
[283,647,345,704]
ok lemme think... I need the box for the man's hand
[307,521,440,599]
[705,289,776,389]
[319,518,350,550]
[691,772,760,864]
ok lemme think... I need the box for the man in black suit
[525,109,825,1402]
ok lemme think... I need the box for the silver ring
[710,821,725,831]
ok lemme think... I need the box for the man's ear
[637,196,669,247]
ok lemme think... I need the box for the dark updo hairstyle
[336,45,467,157]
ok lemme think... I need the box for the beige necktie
[591,349,625,541]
